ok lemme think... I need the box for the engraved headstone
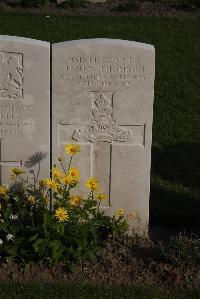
[0,36,50,184]
[52,39,155,235]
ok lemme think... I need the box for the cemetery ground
[0,13,200,298]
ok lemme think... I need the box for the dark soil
[0,0,200,16]
[0,229,200,288]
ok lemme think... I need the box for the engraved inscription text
[59,55,145,88]
[0,102,33,137]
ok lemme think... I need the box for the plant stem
[30,170,36,191]
[49,189,52,212]
[59,160,67,175]
[18,176,33,188]
[87,190,92,200]
[31,207,35,229]
[67,156,73,172]
[35,162,41,187]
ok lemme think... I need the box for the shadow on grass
[150,142,200,227]
[152,142,200,188]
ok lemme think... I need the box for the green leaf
[33,238,48,256]
[49,240,64,263]
[29,233,39,242]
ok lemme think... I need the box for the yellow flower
[86,177,99,191]
[10,167,25,178]
[0,185,8,196]
[38,179,48,188]
[46,179,59,190]
[95,193,107,201]
[27,195,36,205]
[62,168,79,185]
[70,195,81,206]
[127,211,139,220]
[115,208,124,217]
[65,144,80,156]
[62,175,77,185]
[68,167,80,181]
[51,167,63,180]
[55,207,69,222]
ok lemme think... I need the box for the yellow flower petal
[86,177,99,191]
[115,208,124,217]
[70,195,81,206]
[0,185,8,196]
[27,195,36,205]
[95,193,107,201]
[38,179,48,188]
[68,167,80,181]
[126,211,139,220]
[46,179,59,190]
[9,167,25,177]
[55,207,69,222]
[51,167,63,178]
[65,144,80,156]
[62,175,77,185]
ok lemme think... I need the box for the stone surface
[0,36,50,185]
[52,38,155,235]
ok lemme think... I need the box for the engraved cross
[59,92,145,205]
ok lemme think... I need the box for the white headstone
[0,36,50,184]
[52,38,155,235]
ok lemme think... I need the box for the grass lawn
[0,282,199,299]
[0,13,199,227]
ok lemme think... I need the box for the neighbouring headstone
[52,38,155,235]
[0,36,50,185]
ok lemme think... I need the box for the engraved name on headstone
[52,39,155,235]
[0,36,50,184]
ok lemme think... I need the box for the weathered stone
[52,38,155,235]
[0,36,50,185]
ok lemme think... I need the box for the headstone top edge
[0,35,50,48]
[52,38,155,51]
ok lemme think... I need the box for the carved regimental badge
[73,94,132,143]
[0,52,23,99]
